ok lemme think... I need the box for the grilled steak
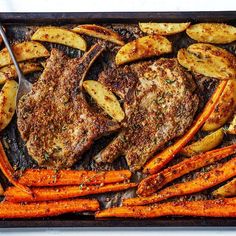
[94,58,199,171]
[17,44,119,168]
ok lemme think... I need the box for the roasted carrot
[138,143,236,196]
[0,198,99,218]
[0,183,3,196]
[5,182,137,202]
[124,157,236,206]
[0,141,31,194]
[18,169,131,187]
[143,81,227,174]
[213,178,236,197]
[96,198,236,218]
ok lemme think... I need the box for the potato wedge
[115,35,172,65]
[186,23,236,44]
[32,26,87,51]
[228,114,236,134]
[139,22,190,35]
[177,43,236,80]
[72,25,124,46]
[0,41,49,68]
[180,128,224,156]
[0,80,18,131]
[213,178,236,197]
[83,80,125,122]
[0,62,42,84]
[202,79,236,131]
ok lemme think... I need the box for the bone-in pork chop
[94,58,199,171]
[17,44,119,168]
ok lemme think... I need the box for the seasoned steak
[17,44,119,168]
[94,58,199,171]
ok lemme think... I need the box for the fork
[0,24,32,109]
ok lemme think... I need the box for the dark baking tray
[0,11,236,228]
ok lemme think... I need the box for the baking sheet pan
[0,11,236,227]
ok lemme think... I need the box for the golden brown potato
[202,79,236,131]
[186,23,236,44]
[228,114,236,134]
[115,35,172,65]
[139,22,190,35]
[83,80,125,122]
[32,26,87,51]
[0,41,49,68]
[181,128,224,156]
[0,62,42,84]
[177,43,236,80]
[213,178,236,197]
[0,80,18,131]
[72,24,124,46]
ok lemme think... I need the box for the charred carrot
[213,178,236,197]
[0,198,99,218]
[18,169,131,187]
[138,144,236,196]
[143,81,228,174]
[96,198,236,218]
[0,183,3,196]
[0,141,31,194]
[124,157,236,206]
[5,182,137,202]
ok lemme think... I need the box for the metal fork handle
[0,23,24,81]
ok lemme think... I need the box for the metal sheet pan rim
[0,11,236,228]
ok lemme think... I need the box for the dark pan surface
[0,12,236,227]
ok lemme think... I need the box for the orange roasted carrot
[18,169,131,187]
[138,143,236,196]
[124,157,236,206]
[0,198,99,218]
[143,80,228,174]
[5,182,137,202]
[0,141,31,194]
[96,198,236,218]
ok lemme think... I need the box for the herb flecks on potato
[32,26,87,51]
[0,41,49,68]
[0,80,18,131]
[139,22,190,35]
[73,24,125,46]
[203,79,236,131]
[83,80,125,122]
[186,23,236,44]
[0,62,42,84]
[115,35,172,65]
[177,43,236,80]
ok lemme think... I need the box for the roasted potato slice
[213,178,236,197]
[115,35,172,65]
[177,43,236,80]
[32,26,87,51]
[0,62,42,84]
[0,41,49,68]
[72,25,124,46]
[186,23,236,44]
[228,114,236,134]
[139,22,190,35]
[83,80,125,122]
[0,80,18,131]
[202,79,236,131]
[181,128,224,156]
